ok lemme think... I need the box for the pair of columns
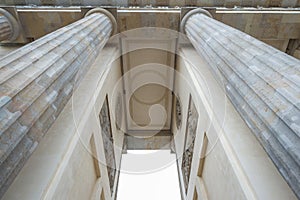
[0,7,298,198]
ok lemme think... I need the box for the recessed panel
[122,36,177,132]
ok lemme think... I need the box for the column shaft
[184,11,300,198]
[0,16,11,41]
[0,11,112,197]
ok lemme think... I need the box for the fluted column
[0,9,20,41]
[181,8,300,198]
[0,8,116,197]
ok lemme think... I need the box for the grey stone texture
[99,96,116,194]
[126,132,172,150]
[181,97,198,193]
[0,0,299,7]
[184,12,300,198]
[0,12,112,197]
[175,96,182,129]
[0,16,11,41]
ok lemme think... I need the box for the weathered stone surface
[183,9,300,198]
[0,0,299,7]
[181,97,198,192]
[126,131,172,150]
[175,96,182,129]
[118,9,180,32]
[99,96,116,194]
[0,11,112,197]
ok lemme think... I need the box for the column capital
[85,8,117,36]
[0,8,20,41]
[180,8,212,34]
